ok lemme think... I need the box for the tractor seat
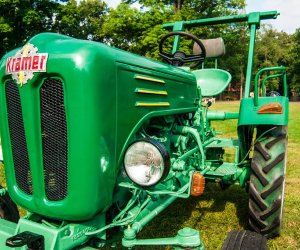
[192,37,231,96]
[193,37,226,59]
[192,69,232,97]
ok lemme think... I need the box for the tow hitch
[6,231,44,250]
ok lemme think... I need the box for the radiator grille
[40,78,68,201]
[5,80,33,195]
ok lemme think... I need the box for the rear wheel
[249,126,287,238]
[222,230,267,250]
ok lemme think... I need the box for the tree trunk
[174,0,184,12]
[240,68,245,100]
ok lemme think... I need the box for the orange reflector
[191,172,205,197]
[258,102,283,114]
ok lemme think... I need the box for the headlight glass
[124,140,170,187]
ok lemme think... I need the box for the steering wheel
[159,31,206,68]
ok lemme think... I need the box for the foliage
[54,0,108,41]
[0,0,299,97]
[123,0,245,13]
[0,0,60,55]
[101,2,172,58]
[255,27,297,94]
[0,0,108,56]
[290,29,300,92]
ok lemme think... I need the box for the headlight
[124,139,170,187]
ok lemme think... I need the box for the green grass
[138,101,300,250]
[1,102,299,249]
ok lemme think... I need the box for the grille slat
[6,80,33,195]
[40,78,68,201]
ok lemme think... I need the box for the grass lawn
[0,102,299,249]
[138,101,300,250]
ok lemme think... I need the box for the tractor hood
[0,33,197,221]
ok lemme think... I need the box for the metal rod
[163,11,279,30]
[132,195,177,232]
[244,24,257,98]
[175,126,206,168]
[253,66,286,105]
[261,73,284,96]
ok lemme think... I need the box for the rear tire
[222,230,267,250]
[249,126,287,238]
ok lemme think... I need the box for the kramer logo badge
[6,43,48,86]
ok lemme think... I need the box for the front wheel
[222,230,267,250]
[0,186,19,223]
[249,126,287,238]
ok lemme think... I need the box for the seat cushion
[193,38,226,58]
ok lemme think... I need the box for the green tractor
[0,10,288,250]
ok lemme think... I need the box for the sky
[246,0,299,34]
[103,0,300,34]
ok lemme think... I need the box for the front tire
[222,230,267,250]
[249,126,287,238]
[0,186,19,223]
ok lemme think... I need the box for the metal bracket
[6,231,44,250]
[122,227,204,249]
[248,12,261,27]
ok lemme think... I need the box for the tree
[54,0,108,41]
[0,0,61,57]
[103,0,246,60]
[123,0,245,14]
[0,0,109,58]
[217,24,248,98]
[101,2,173,58]
[254,27,294,93]
[101,3,144,51]
[290,28,300,94]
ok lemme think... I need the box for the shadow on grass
[197,183,249,228]
[135,183,249,250]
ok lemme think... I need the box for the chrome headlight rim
[123,139,170,187]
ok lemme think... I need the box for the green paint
[193,69,232,97]
[238,97,289,126]
[0,213,105,249]
[244,24,258,97]
[0,11,288,250]
[171,22,185,54]
[206,111,239,121]
[163,11,279,30]
[254,66,287,105]
[0,33,197,221]
[123,227,204,249]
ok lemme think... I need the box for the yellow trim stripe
[135,75,165,84]
[135,88,168,95]
[136,102,170,107]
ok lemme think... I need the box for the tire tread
[251,161,268,186]
[260,175,284,199]
[222,230,267,250]
[249,126,287,239]
[254,142,271,161]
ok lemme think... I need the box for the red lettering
[6,57,12,73]
[21,57,32,71]
[39,55,46,70]
[32,56,39,70]
[11,58,16,72]
[5,52,48,76]
[15,57,21,71]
